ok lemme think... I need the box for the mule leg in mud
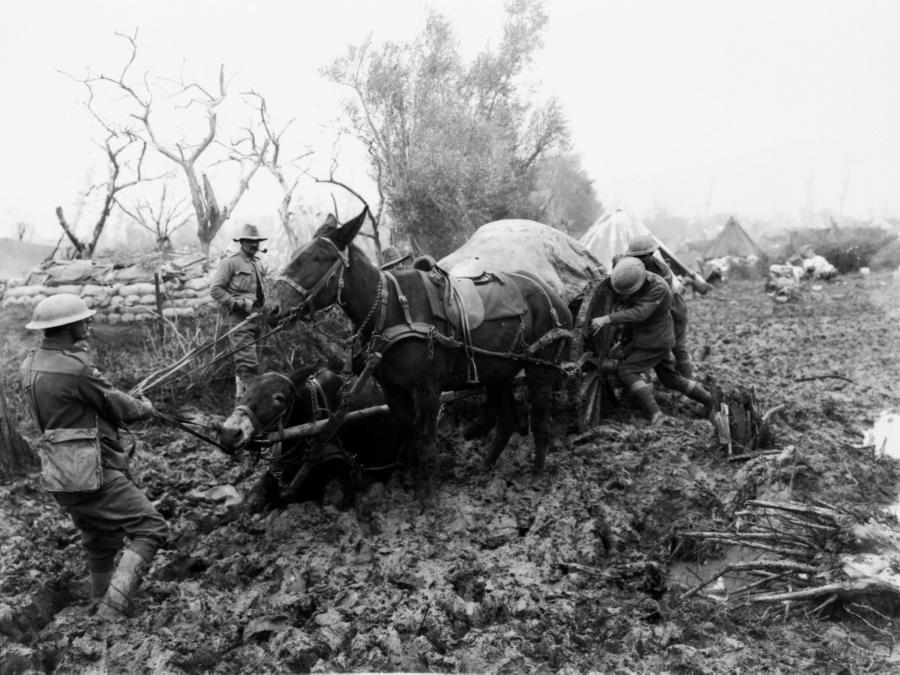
[525,369,557,472]
[482,380,518,470]
[380,380,441,494]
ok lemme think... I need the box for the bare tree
[77,30,269,256]
[312,137,386,261]
[15,220,30,241]
[244,91,312,246]
[54,132,148,258]
[117,182,192,252]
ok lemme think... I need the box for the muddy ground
[2,272,899,673]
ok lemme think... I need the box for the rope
[150,409,232,454]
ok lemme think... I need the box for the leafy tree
[325,0,579,257]
[528,151,602,238]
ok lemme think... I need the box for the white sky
[1,0,899,245]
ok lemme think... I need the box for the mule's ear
[332,207,369,249]
[323,213,338,228]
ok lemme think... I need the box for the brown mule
[265,208,573,487]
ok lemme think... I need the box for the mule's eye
[273,393,286,408]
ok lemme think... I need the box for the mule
[264,207,573,483]
[220,365,403,506]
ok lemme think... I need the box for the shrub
[779,227,896,273]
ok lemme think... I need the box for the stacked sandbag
[1,258,219,323]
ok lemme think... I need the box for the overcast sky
[1,0,898,243]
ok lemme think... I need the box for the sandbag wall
[1,259,218,324]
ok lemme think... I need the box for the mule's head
[219,372,296,451]
[265,207,369,326]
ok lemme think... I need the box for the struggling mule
[220,366,403,506]
[265,207,573,484]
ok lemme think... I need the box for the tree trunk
[0,384,37,481]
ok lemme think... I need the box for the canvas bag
[36,427,103,492]
[22,350,103,493]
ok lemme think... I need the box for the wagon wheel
[573,278,619,430]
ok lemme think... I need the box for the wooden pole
[153,272,165,338]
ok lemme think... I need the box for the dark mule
[265,208,573,482]
[220,365,403,507]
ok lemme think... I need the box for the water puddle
[864,410,900,519]
[864,410,900,460]
[669,546,767,600]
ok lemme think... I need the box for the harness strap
[383,272,414,326]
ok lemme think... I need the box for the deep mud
[2,272,900,673]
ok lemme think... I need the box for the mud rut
[1,274,899,673]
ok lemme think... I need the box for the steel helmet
[611,257,647,296]
[626,234,658,257]
[25,293,96,330]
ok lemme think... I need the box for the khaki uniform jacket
[19,337,152,471]
[643,255,687,323]
[608,272,675,352]
[209,251,265,317]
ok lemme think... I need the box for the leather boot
[684,380,713,415]
[90,571,114,599]
[630,382,665,425]
[96,549,150,619]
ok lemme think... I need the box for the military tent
[703,217,765,260]
[580,207,708,286]
[579,208,654,269]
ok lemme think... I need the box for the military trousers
[53,468,168,572]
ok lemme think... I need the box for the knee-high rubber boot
[96,549,151,619]
[629,382,665,425]
[684,380,713,415]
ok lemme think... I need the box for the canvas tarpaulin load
[438,219,605,304]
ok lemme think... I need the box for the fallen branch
[727,450,781,463]
[796,373,855,384]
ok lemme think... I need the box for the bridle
[274,237,350,319]
[232,371,335,442]
[233,372,302,439]
[273,234,387,345]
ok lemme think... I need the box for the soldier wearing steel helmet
[210,223,268,401]
[19,294,168,619]
[591,257,712,425]
[625,234,695,378]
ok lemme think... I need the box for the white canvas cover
[579,208,656,269]
[438,219,604,303]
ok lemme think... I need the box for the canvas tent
[703,217,765,260]
[579,208,654,270]
[580,207,707,286]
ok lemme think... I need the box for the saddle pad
[419,270,528,332]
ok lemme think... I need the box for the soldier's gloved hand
[591,315,611,334]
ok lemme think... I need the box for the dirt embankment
[1,273,899,673]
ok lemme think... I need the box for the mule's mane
[288,365,318,386]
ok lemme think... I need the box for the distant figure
[210,223,268,401]
[20,294,167,619]
[591,257,712,425]
[379,245,412,271]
